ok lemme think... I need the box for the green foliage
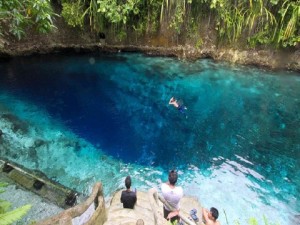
[85,0,104,32]
[247,30,273,47]
[0,183,9,192]
[234,220,241,225]
[195,37,203,49]
[206,0,300,48]
[0,182,32,225]
[247,216,280,225]
[232,217,281,225]
[0,200,11,214]
[97,0,141,24]
[274,0,300,47]
[61,1,85,28]
[28,0,57,33]
[0,0,27,40]
[1,0,298,49]
[116,30,127,41]
[166,219,178,225]
[0,204,32,225]
[142,0,163,34]
[0,0,57,39]
[169,4,184,34]
[224,209,280,225]
[248,217,259,225]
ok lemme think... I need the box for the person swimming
[169,97,187,113]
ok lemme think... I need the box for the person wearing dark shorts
[161,170,183,223]
[120,176,137,209]
[169,97,187,114]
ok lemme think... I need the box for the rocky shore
[0,0,299,73]
[1,41,300,72]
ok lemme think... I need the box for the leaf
[0,200,11,213]
[0,204,31,225]
[0,183,8,188]
[248,217,258,225]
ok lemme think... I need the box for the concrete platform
[104,189,202,225]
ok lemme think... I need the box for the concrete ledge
[0,158,82,209]
[0,158,107,225]
[37,182,106,225]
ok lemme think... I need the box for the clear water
[0,53,299,225]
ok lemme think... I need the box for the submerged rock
[1,113,29,134]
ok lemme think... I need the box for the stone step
[104,214,151,225]
[104,189,202,225]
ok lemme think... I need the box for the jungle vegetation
[0,0,299,48]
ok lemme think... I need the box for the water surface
[0,53,299,224]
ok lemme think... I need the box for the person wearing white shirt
[161,170,183,223]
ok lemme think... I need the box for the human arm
[133,190,137,204]
[120,191,124,203]
[167,209,180,220]
[169,97,175,104]
[202,207,209,222]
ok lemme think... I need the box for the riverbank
[0,0,299,73]
[1,42,300,72]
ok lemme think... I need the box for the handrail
[36,182,106,225]
[148,188,197,225]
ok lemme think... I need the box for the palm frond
[0,200,11,213]
[0,183,8,188]
[0,204,31,225]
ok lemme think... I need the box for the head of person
[136,219,144,225]
[125,176,132,189]
[209,207,219,221]
[168,170,178,185]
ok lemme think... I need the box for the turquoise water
[0,53,299,224]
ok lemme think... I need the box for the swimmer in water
[169,97,187,113]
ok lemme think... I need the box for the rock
[104,189,202,225]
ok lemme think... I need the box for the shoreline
[1,43,299,73]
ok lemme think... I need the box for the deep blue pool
[0,53,299,224]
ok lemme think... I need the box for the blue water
[0,53,299,224]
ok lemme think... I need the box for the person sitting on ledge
[120,176,137,209]
[202,207,220,225]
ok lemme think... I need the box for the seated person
[120,176,137,209]
[136,219,144,225]
[202,207,220,225]
[161,170,183,223]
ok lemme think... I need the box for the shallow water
[0,53,299,224]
